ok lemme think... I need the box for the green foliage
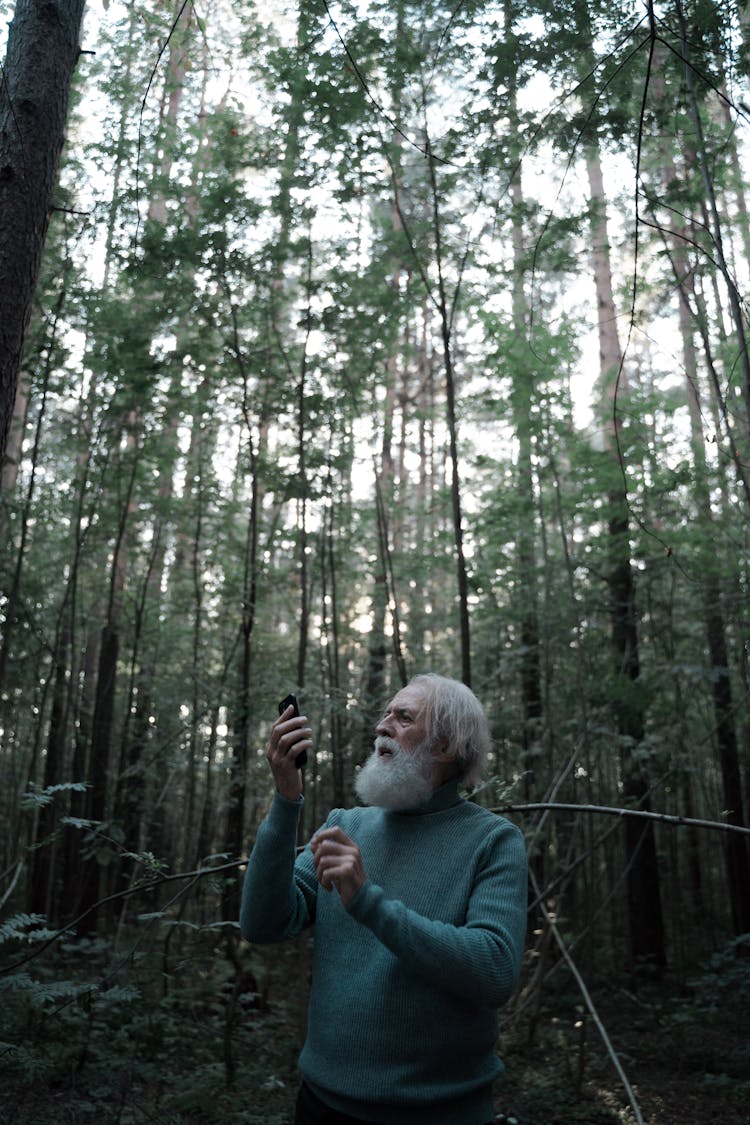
[2,10,750,1122]
[687,934,750,1022]
[0,914,54,944]
[121,850,169,876]
[21,782,88,810]
[0,924,302,1125]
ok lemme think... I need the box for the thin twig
[0,862,23,914]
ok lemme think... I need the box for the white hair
[409,673,491,788]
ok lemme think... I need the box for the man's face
[355,684,436,810]
[374,683,431,756]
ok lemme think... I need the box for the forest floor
[1,929,749,1125]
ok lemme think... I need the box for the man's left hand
[310,827,365,908]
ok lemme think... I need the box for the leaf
[0,914,50,943]
[121,850,168,873]
[60,816,98,830]
[97,985,141,1004]
[21,781,89,810]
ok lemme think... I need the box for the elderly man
[240,673,527,1125]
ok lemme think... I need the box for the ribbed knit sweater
[240,781,528,1125]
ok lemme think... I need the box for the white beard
[354,735,436,811]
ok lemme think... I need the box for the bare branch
[499,801,750,836]
[0,861,23,913]
[0,857,246,975]
[528,868,646,1125]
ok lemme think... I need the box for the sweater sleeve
[239,793,319,943]
[346,820,528,1006]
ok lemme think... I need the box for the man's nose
[375,715,391,736]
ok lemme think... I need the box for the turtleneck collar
[391,777,462,816]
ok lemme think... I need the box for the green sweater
[240,781,528,1125]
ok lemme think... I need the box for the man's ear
[431,739,461,783]
[431,737,452,762]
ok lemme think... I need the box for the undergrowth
[1,919,748,1125]
[0,913,306,1125]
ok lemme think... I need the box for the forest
[1,0,749,1121]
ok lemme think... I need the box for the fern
[0,970,35,991]
[1,972,140,1012]
[97,985,141,1004]
[20,781,88,810]
[0,1039,51,1079]
[0,913,55,944]
[0,972,88,1006]
[60,816,98,830]
[121,849,168,874]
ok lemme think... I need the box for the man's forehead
[388,684,428,713]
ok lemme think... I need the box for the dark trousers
[294,1081,495,1125]
[294,1082,378,1124]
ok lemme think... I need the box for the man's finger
[311,826,353,849]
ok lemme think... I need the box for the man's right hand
[265,704,312,801]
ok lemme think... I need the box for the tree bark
[675,0,750,446]
[77,431,140,932]
[586,139,666,972]
[668,225,750,935]
[427,146,472,687]
[0,0,86,470]
[0,366,29,497]
[648,28,750,931]
[505,8,543,798]
[321,480,345,808]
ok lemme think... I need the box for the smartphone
[278,693,308,768]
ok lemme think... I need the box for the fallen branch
[528,867,645,1125]
[498,801,750,836]
[0,857,246,975]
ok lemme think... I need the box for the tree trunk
[223,431,260,918]
[505,21,543,798]
[675,0,750,446]
[321,480,345,808]
[649,28,750,930]
[77,622,119,931]
[28,623,71,920]
[0,366,29,497]
[0,285,64,710]
[586,140,666,972]
[670,238,750,935]
[427,149,472,687]
[77,432,140,932]
[0,0,86,468]
[361,131,406,745]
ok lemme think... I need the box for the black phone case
[278,693,308,768]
